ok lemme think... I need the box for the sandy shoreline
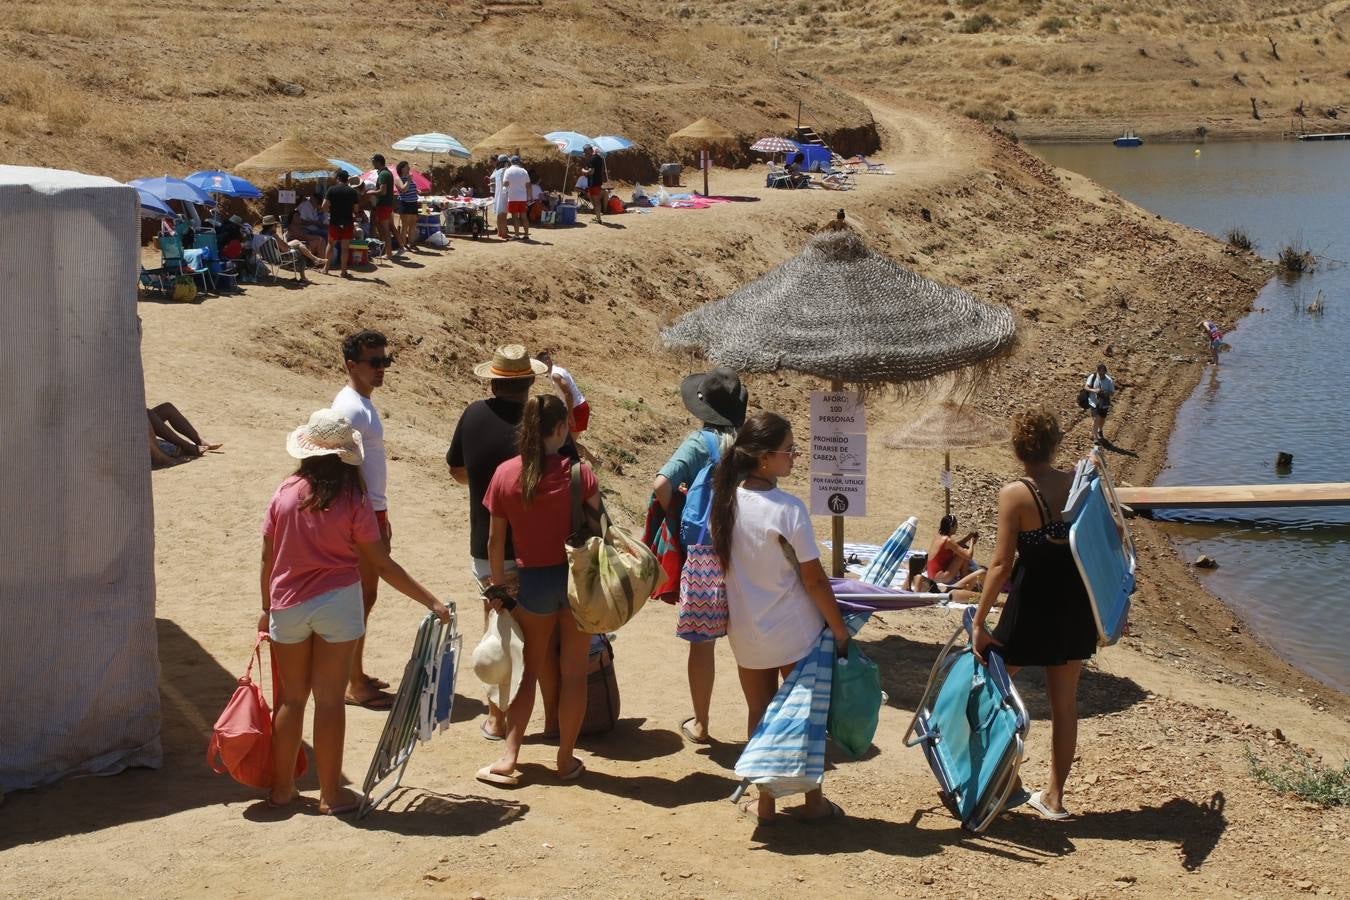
[3,94,1348,898]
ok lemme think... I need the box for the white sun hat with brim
[286,408,365,465]
[473,608,525,709]
[472,344,549,380]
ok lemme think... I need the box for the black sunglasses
[359,354,395,369]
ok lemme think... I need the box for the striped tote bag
[676,540,728,642]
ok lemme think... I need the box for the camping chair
[830,152,864,174]
[253,236,303,283]
[159,235,213,293]
[850,155,894,175]
[193,231,238,291]
[766,167,795,190]
[138,265,173,299]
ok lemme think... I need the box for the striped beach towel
[733,612,869,799]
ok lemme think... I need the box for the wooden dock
[1116,482,1350,510]
[1296,132,1350,142]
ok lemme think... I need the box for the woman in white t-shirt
[710,411,851,824]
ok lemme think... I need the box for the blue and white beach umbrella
[134,186,173,217]
[391,132,471,158]
[185,170,262,199]
[545,131,596,157]
[292,158,361,181]
[128,175,213,206]
[591,134,634,155]
[859,516,918,587]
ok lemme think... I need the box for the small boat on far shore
[1113,129,1143,147]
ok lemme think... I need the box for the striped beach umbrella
[859,516,918,587]
[392,132,471,158]
[750,136,801,155]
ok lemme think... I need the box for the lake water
[1031,140,1350,694]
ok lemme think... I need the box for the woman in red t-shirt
[260,409,449,814]
[479,395,600,786]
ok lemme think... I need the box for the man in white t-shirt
[332,329,395,709]
[536,350,590,435]
[502,155,531,240]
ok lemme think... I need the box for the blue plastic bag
[827,642,882,759]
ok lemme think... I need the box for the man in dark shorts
[447,344,562,741]
[321,168,360,277]
[369,153,396,262]
[583,144,607,224]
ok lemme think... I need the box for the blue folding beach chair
[1063,449,1137,646]
[904,607,1029,833]
[358,604,460,818]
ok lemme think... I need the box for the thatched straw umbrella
[234,137,332,178]
[885,403,1009,519]
[470,123,561,160]
[668,117,737,196]
[661,229,1017,574]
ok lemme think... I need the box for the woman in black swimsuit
[972,407,1096,820]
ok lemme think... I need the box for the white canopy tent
[0,166,161,791]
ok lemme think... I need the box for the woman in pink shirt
[260,409,449,814]
[478,395,600,786]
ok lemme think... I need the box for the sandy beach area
[3,93,1348,898]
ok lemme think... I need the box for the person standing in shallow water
[972,406,1097,821]
[649,368,749,745]
[710,411,851,824]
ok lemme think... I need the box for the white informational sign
[939,469,952,490]
[811,474,867,517]
[277,189,297,205]
[811,432,866,474]
[810,391,865,437]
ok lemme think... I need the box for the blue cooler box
[556,202,577,227]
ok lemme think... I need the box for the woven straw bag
[566,464,658,634]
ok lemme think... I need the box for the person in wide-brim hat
[645,365,749,746]
[260,408,450,814]
[473,344,549,380]
[679,366,748,430]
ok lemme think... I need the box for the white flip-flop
[1027,790,1070,821]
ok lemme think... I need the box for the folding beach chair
[253,237,303,283]
[358,605,460,818]
[851,155,894,175]
[904,607,1029,833]
[1063,448,1137,646]
[138,265,173,299]
[159,234,214,293]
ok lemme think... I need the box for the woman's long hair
[296,454,366,512]
[710,411,792,570]
[516,394,569,506]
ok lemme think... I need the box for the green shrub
[1247,749,1350,806]
[1040,16,1070,32]
[959,13,995,32]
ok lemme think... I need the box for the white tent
[0,166,161,791]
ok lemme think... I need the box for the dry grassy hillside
[672,0,1350,138]
[0,0,875,181]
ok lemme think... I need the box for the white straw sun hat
[472,609,525,709]
[286,409,365,465]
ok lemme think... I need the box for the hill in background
[671,0,1350,138]
[0,0,875,181]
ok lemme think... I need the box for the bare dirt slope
[2,95,1347,898]
[673,0,1350,139]
[0,0,873,181]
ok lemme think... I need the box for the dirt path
[3,98,1348,899]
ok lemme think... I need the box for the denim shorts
[515,564,569,616]
[269,582,366,644]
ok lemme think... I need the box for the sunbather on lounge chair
[148,402,221,468]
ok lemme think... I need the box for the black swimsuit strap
[1019,477,1054,529]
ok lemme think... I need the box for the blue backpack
[679,431,721,549]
